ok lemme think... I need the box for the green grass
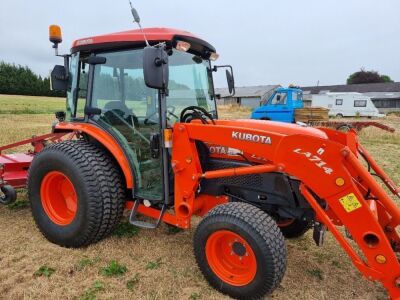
[113,221,140,238]
[75,257,99,271]
[78,281,104,300]
[7,199,29,210]
[0,95,64,114]
[100,260,127,277]
[189,292,202,300]
[34,265,56,278]
[306,268,324,280]
[145,258,163,270]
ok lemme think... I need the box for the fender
[54,122,134,188]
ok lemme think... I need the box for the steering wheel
[180,106,216,124]
[144,105,178,125]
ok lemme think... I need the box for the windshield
[167,50,217,119]
[82,48,216,124]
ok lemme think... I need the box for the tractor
[1,22,400,300]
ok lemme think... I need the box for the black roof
[302,82,400,94]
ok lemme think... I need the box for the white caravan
[311,92,384,118]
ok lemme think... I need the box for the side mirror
[226,69,235,95]
[50,65,68,91]
[212,65,235,96]
[143,47,169,90]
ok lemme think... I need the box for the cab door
[264,91,292,122]
[88,49,164,201]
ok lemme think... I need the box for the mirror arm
[63,55,70,80]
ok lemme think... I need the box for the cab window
[270,92,287,105]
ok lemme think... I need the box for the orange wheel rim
[205,230,257,286]
[40,171,78,226]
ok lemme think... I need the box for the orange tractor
[1,23,400,299]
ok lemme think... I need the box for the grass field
[0,94,399,299]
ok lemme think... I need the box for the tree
[0,61,65,97]
[347,68,393,84]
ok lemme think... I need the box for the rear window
[354,100,367,107]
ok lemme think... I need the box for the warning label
[339,193,362,213]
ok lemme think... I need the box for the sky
[0,0,399,88]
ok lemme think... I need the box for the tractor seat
[103,100,139,128]
[103,100,132,118]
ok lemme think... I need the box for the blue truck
[251,86,304,123]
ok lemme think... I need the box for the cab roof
[71,27,216,55]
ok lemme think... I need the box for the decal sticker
[208,145,242,156]
[232,131,271,145]
[76,38,94,46]
[293,148,333,175]
[339,193,362,213]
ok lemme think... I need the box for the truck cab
[251,87,303,123]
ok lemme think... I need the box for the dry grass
[0,97,399,299]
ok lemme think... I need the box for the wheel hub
[205,230,257,286]
[232,241,246,256]
[40,171,78,226]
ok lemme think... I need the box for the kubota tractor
[1,23,400,299]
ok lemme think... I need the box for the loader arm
[171,119,400,299]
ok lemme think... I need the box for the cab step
[129,200,166,229]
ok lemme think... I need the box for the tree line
[0,61,65,97]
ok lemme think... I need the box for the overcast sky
[1,0,399,87]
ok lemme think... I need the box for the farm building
[302,82,400,114]
[215,85,279,108]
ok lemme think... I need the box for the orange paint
[40,171,77,226]
[205,230,257,286]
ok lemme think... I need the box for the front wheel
[194,202,287,299]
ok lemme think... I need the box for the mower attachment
[0,132,70,202]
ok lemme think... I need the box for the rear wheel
[194,202,287,299]
[336,113,344,118]
[28,140,125,248]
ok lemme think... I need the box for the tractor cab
[49,27,233,202]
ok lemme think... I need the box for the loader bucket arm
[171,120,400,299]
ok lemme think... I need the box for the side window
[292,92,298,101]
[336,99,343,106]
[270,93,287,105]
[75,62,89,118]
[66,53,79,118]
[91,65,122,112]
[354,100,367,107]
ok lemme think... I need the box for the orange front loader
[1,23,400,299]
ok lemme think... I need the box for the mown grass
[0,94,65,114]
[0,95,398,299]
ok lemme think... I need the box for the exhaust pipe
[0,185,17,205]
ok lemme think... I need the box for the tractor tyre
[194,202,287,300]
[28,140,125,248]
[277,218,312,238]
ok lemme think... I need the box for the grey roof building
[302,82,400,113]
[215,85,280,109]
